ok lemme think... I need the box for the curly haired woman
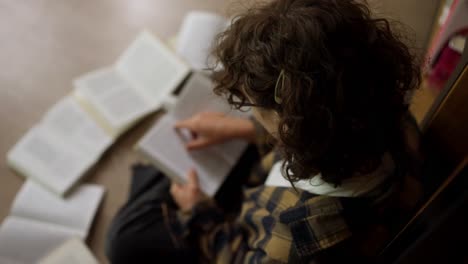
[106,0,422,263]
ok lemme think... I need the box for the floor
[0,0,440,263]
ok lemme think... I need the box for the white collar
[264,153,394,197]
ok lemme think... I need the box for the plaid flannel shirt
[179,186,353,263]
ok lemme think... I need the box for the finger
[170,182,177,194]
[186,137,212,150]
[187,169,198,187]
[174,118,194,129]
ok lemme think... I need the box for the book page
[0,256,23,264]
[171,73,235,120]
[138,115,229,196]
[42,97,113,159]
[116,31,190,106]
[0,216,80,264]
[211,139,248,166]
[10,181,104,238]
[176,11,229,70]
[74,68,153,132]
[39,239,99,264]
[7,127,95,195]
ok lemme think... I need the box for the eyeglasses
[228,97,262,110]
[227,69,285,109]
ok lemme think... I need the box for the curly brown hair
[212,0,421,185]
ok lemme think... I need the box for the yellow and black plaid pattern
[178,185,351,263]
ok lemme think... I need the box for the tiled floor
[0,1,439,263]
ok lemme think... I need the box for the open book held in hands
[137,73,249,197]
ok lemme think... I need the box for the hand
[174,112,255,150]
[170,169,207,212]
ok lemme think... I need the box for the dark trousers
[106,145,260,264]
[105,165,195,263]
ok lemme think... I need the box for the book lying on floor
[7,31,191,195]
[176,11,229,70]
[7,97,113,195]
[137,73,248,197]
[39,239,99,264]
[74,31,190,137]
[0,181,104,264]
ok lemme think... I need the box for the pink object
[427,40,463,90]
[426,0,467,67]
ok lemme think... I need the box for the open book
[7,31,190,195]
[176,11,229,71]
[137,73,248,196]
[39,239,99,264]
[0,181,104,264]
[7,98,112,195]
[74,31,190,137]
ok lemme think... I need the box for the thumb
[170,181,182,195]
